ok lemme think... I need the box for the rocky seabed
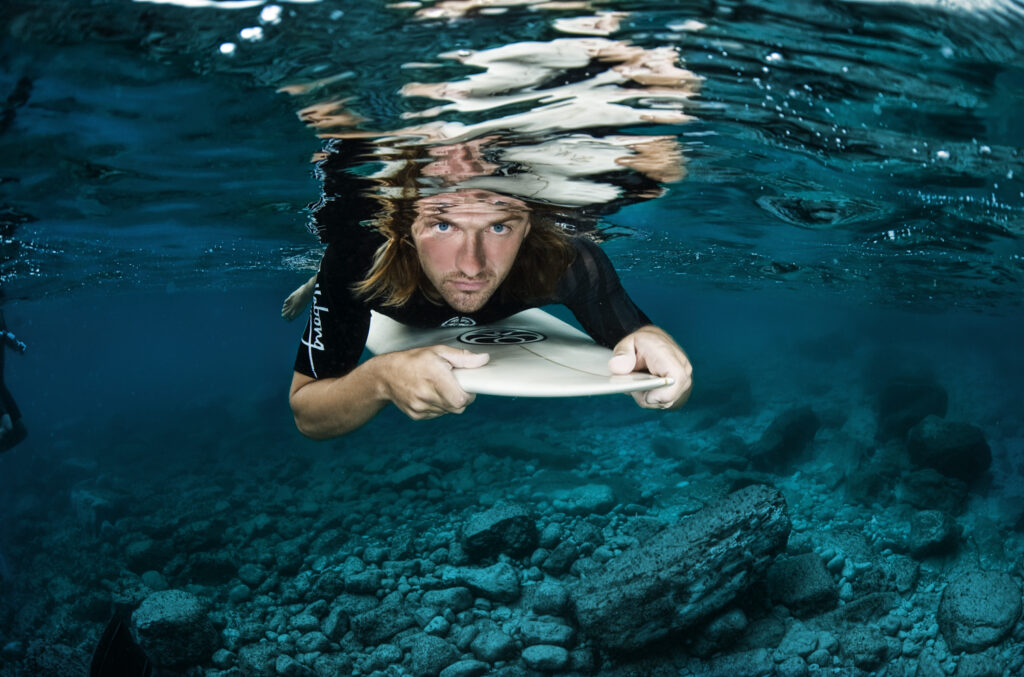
[2,368,1024,677]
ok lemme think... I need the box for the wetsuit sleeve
[556,237,653,348]
[293,244,372,379]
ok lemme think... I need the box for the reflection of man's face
[410,190,531,313]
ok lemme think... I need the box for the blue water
[2,0,1024,675]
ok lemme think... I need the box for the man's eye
[434,222,452,232]
[492,223,508,234]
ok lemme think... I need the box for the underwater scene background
[1,0,1024,675]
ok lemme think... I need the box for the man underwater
[289,188,692,438]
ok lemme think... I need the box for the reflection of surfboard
[366,308,673,397]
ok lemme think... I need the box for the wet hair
[353,201,576,307]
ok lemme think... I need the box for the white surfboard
[366,308,673,397]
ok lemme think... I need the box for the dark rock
[562,484,616,515]
[572,484,790,651]
[826,592,901,624]
[765,553,838,616]
[876,376,948,441]
[688,608,747,657]
[856,556,918,594]
[124,537,173,573]
[481,436,579,469]
[955,653,1004,677]
[749,406,820,471]
[469,628,517,662]
[702,648,774,677]
[521,644,569,671]
[540,540,578,575]
[421,587,474,613]
[407,634,460,677]
[131,589,217,669]
[312,653,353,676]
[352,594,416,645]
[274,536,306,576]
[345,567,385,594]
[462,503,538,560]
[276,654,312,677]
[172,518,227,552]
[938,570,1022,653]
[519,618,575,647]
[529,580,569,615]
[735,615,786,651]
[898,468,969,514]
[385,462,436,489]
[908,510,961,558]
[840,627,888,670]
[440,660,490,677]
[907,416,991,482]
[441,562,520,603]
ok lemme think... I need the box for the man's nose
[456,233,485,276]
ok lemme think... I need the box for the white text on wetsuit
[302,287,328,352]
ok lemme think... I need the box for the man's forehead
[415,189,530,215]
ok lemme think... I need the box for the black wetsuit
[294,233,652,380]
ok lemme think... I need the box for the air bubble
[240,26,264,42]
[260,4,282,24]
[935,150,950,160]
[765,52,783,63]
[219,42,237,56]
[979,145,991,155]
[940,46,954,58]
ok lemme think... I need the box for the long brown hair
[354,199,576,307]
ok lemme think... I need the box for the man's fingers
[435,346,490,370]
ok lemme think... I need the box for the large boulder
[749,406,820,471]
[572,484,790,651]
[462,503,538,560]
[131,590,217,669]
[907,416,991,482]
[937,570,1021,653]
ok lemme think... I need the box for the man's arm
[609,324,692,410]
[290,346,489,439]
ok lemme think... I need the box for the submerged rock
[462,503,538,560]
[131,589,217,669]
[908,509,961,558]
[572,484,790,651]
[749,406,821,471]
[907,416,991,482]
[938,570,1021,653]
[765,553,838,616]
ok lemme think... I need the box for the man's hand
[608,325,692,410]
[377,345,489,420]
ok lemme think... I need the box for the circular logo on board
[457,328,546,345]
[441,316,477,327]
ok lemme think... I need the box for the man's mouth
[448,278,489,292]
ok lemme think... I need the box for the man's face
[409,190,531,313]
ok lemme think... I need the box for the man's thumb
[608,341,637,375]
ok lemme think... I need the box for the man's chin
[442,292,491,314]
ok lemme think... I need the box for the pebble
[522,644,570,671]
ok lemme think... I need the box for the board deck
[366,308,673,397]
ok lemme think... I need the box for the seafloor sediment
[1,355,1023,677]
